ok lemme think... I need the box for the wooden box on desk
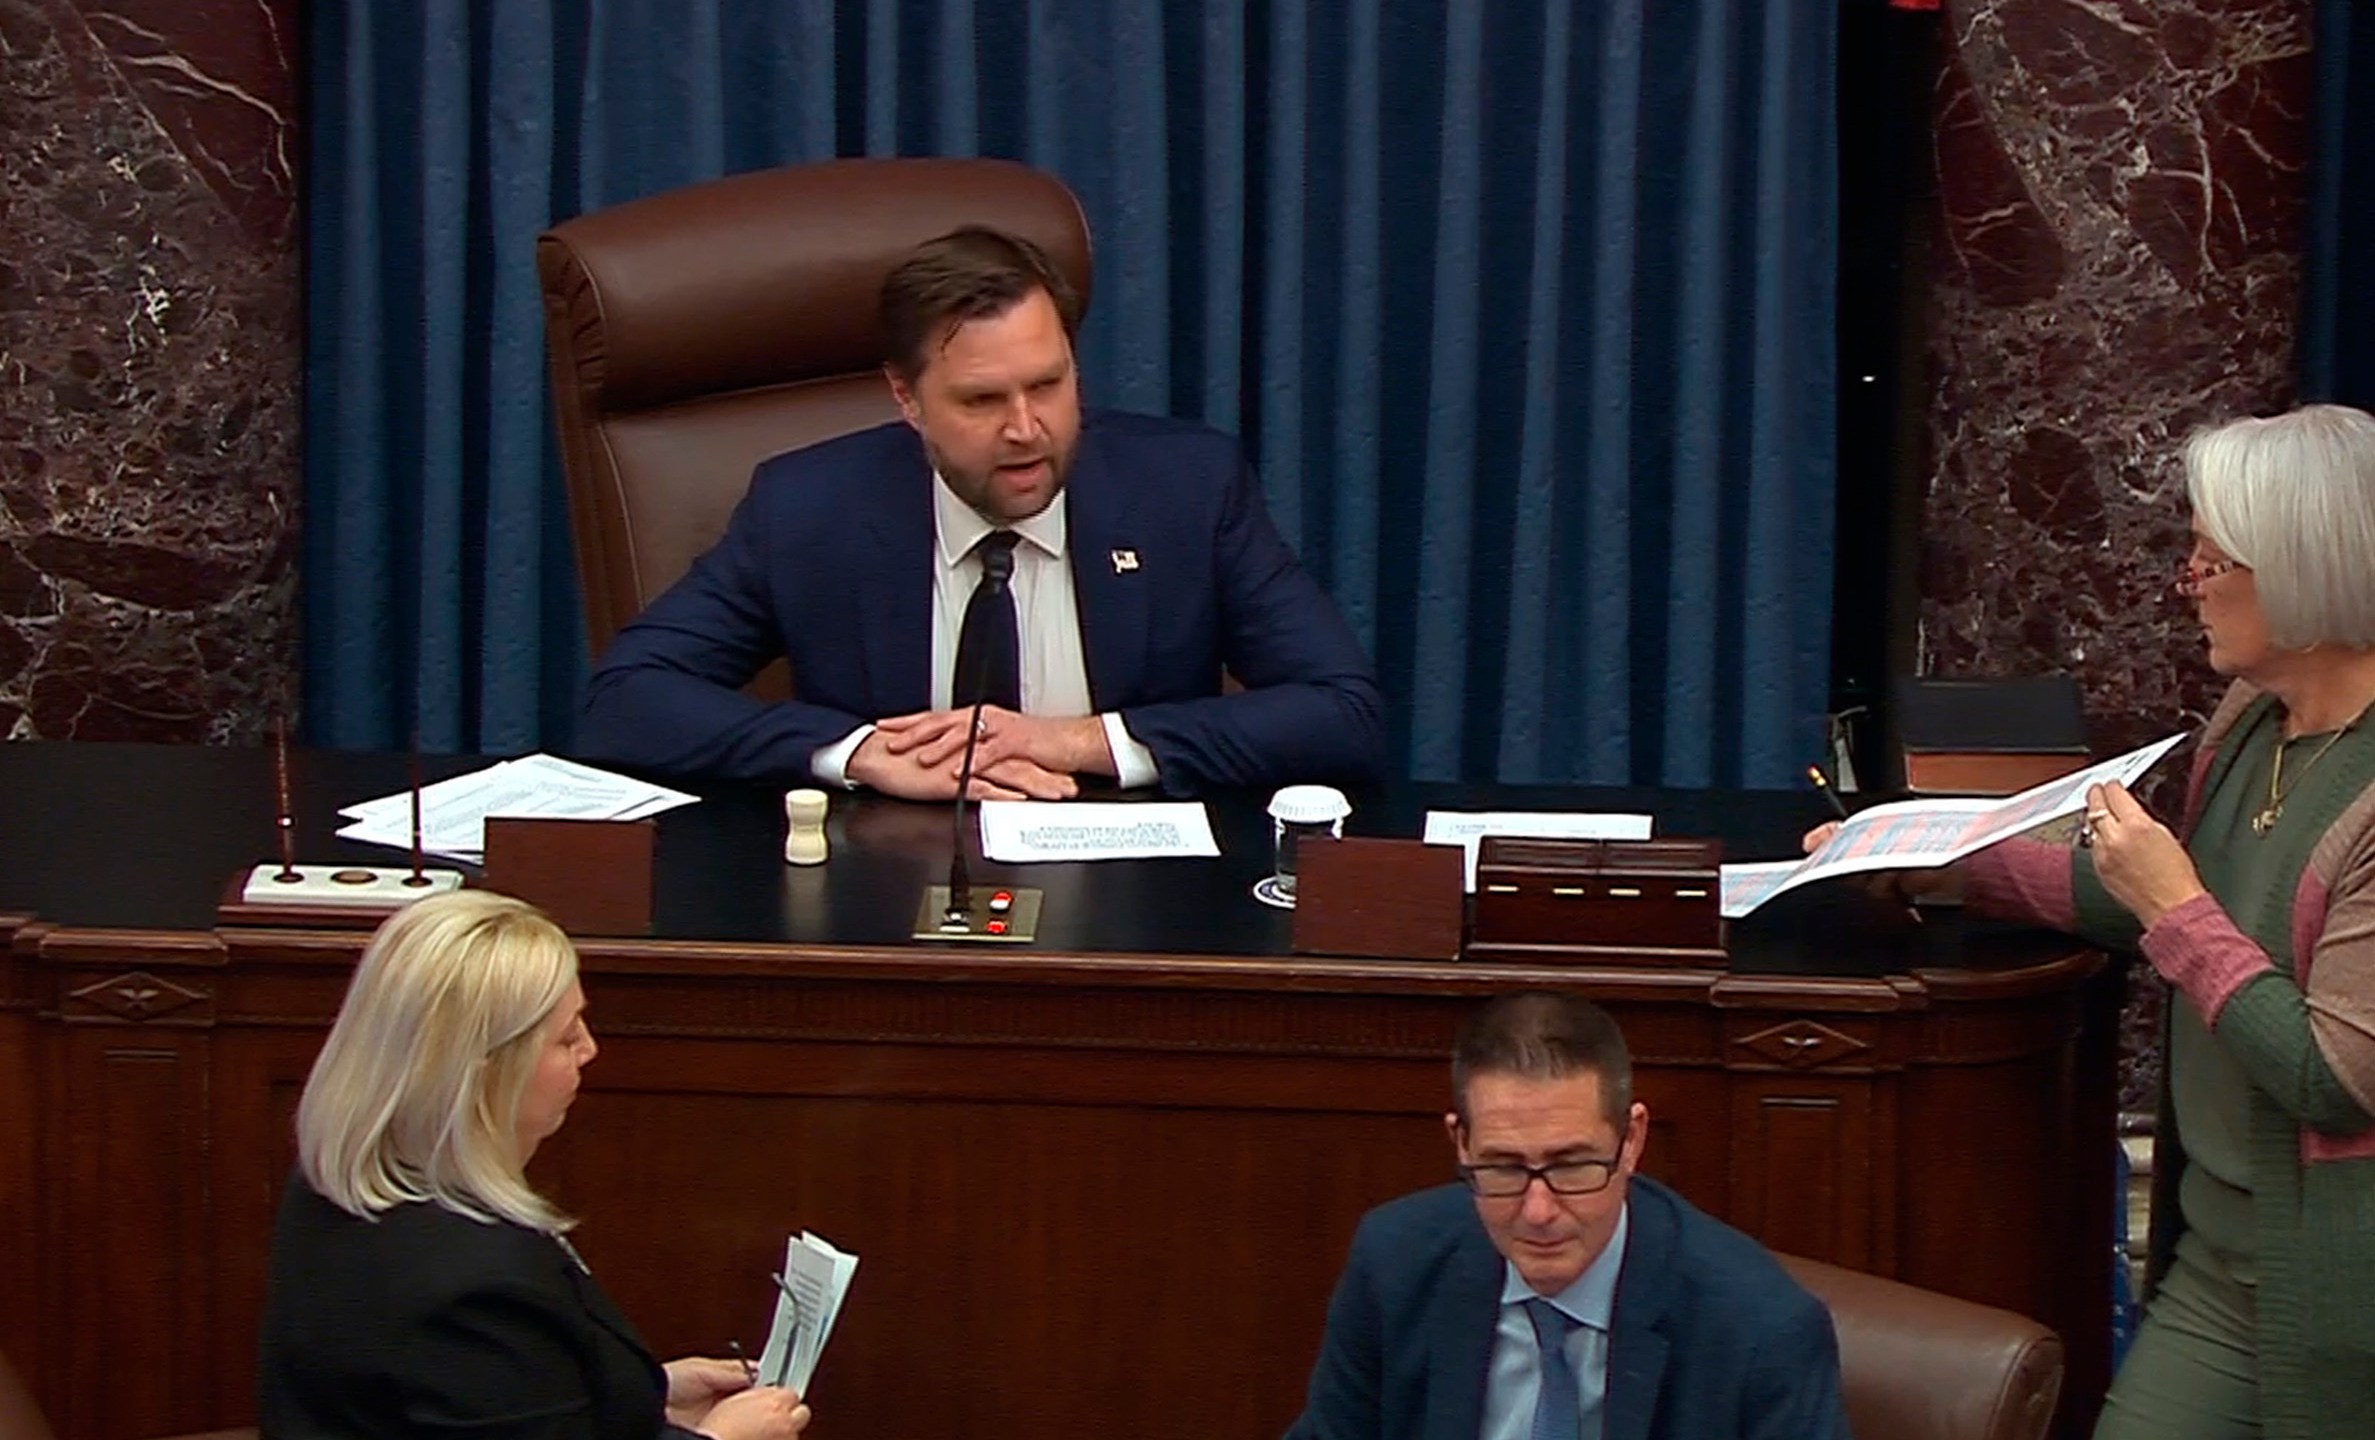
[1467,836,1725,966]
[1290,837,1466,961]
[483,816,654,936]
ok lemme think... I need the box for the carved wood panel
[1724,1079,1880,1270]
[52,1028,216,1438]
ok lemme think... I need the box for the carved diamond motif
[1732,1019,1868,1070]
[70,971,207,1023]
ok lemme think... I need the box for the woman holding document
[258,891,809,1440]
[1811,405,2375,1440]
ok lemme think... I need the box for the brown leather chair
[1780,1254,2066,1440]
[1,1348,253,1440]
[536,157,1094,667]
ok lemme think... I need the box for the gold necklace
[2253,715,2360,837]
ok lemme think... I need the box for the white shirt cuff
[811,724,876,789]
[1102,713,1159,789]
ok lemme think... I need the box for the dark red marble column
[1919,0,2313,1114]
[0,0,299,742]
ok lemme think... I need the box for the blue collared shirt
[1478,1202,1629,1440]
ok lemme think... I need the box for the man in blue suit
[1289,992,1849,1440]
[578,226,1384,800]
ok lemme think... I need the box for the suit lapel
[1603,1189,1677,1440]
[857,440,937,714]
[1063,423,1149,709]
[1422,1219,1506,1440]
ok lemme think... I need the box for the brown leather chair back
[537,157,1094,658]
[1779,1255,2065,1440]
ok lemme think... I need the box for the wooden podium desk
[0,743,2118,1440]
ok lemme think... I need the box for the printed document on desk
[757,1231,858,1396]
[1422,811,1656,892]
[977,800,1220,861]
[1716,732,2186,918]
[334,754,698,863]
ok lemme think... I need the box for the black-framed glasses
[1457,1137,1627,1198]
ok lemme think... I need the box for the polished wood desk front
[0,744,2118,1440]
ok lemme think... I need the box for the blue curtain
[2304,0,2375,409]
[304,0,1837,787]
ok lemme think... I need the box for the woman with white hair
[258,890,809,1440]
[1815,404,2375,1439]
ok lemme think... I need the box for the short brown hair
[1451,991,1633,1128]
[878,225,1082,382]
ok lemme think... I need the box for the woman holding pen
[257,891,810,1440]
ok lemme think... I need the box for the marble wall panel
[1919,0,2313,1115]
[0,0,299,743]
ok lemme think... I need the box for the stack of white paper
[976,800,1220,861]
[333,753,698,863]
[1715,733,2186,918]
[757,1231,858,1396]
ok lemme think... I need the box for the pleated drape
[304,0,1837,786]
[2303,0,2375,410]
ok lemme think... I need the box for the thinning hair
[878,225,1082,383]
[1451,991,1633,1129]
[297,890,579,1232]
[2185,403,2375,649]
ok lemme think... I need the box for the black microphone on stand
[940,688,992,928]
[912,538,1042,943]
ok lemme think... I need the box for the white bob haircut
[297,889,579,1232]
[2185,403,2375,650]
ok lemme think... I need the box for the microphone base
[911,885,1043,943]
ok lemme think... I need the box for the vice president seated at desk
[578,225,1384,802]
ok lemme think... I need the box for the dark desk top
[0,741,2069,979]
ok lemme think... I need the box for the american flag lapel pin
[1110,548,1140,574]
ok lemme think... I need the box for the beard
[927,433,1076,525]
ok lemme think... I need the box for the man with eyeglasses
[1286,991,1848,1440]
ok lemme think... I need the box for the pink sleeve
[1962,838,2077,929]
[2142,891,2277,1024]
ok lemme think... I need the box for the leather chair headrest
[538,156,1093,418]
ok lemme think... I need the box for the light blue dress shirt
[1478,1203,1629,1440]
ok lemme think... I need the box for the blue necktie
[1525,1298,1581,1440]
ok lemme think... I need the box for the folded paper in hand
[757,1231,857,1396]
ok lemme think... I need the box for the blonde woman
[259,891,808,1440]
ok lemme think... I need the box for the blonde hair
[297,890,579,1231]
[2186,404,2375,649]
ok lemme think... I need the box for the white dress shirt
[812,475,1158,788]
[1478,1202,1627,1440]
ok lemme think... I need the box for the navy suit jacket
[1286,1177,1849,1440]
[578,411,1385,796]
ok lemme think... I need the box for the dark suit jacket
[1286,1177,1849,1440]
[576,411,1386,796]
[259,1178,692,1440]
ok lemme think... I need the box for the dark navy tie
[952,531,1023,712]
